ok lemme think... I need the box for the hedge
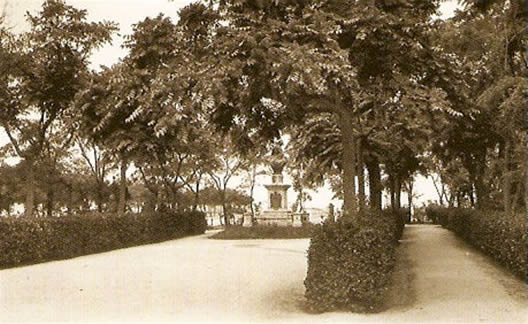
[304,210,401,313]
[0,210,206,269]
[210,223,316,240]
[425,206,527,281]
[425,204,449,226]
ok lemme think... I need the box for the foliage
[210,224,317,240]
[425,203,449,226]
[0,0,117,217]
[304,210,400,313]
[428,206,527,281]
[428,0,527,211]
[383,207,407,240]
[0,210,206,269]
[188,0,461,218]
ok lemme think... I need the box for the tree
[208,136,248,226]
[76,5,220,216]
[0,0,116,217]
[186,0,466,221]
[238,150,266,220]
[430,0,527,213]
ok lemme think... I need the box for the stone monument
[254,146,304,227]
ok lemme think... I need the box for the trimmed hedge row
[210,224,317,240]
[304,210,401,313]
[0,210,206,269]
[426,206,527,281]
[425,204,449,226]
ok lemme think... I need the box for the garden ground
[0,225,526,323]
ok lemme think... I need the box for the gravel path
[1,225,526,323]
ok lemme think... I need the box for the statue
[269,145,286,175]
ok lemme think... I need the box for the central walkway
[0,225,526,323]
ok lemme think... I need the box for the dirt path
[385,225,528,323]
[0,225,526,323]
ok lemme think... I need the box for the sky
[0,0,459,210]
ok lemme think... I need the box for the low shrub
[304,210,400,313]
[425,204,449,226]
[442,208,527,281]
[210,223,316,240]
[382,208,407,241]
[0,210,206,269]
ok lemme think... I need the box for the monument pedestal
[254,174,299,227]
[242,214,253,227]
[257,210,292,226]
[255,149,306,227]
[291,212,304,227]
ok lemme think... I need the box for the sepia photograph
[0,0,527,323]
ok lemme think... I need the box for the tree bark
[395,176,401,210]
[221,187,229,227]
[67,182,74,216]
[474,149,488,209]
[339,110,357,219]
[407,180,413,223]
[389,175,396,210]
[46,188,54,218]
[469,184,475,208]
[503,139,512,214]
[357,137,366,213]
[117,157,127,217]
[46,162,54,218]
[249,165,256,221]
[96,181,104,212]
[365,154,382,210]
[24,159,36,218]
[193,177,201,211]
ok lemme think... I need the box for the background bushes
[210,223,316,240]
[425,204,449,226]
[425,206,526,281]
[304,210,401,313]
[0,210,206,269]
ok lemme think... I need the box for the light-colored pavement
[1,225,526,323]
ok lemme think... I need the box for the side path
[390,225,527,323]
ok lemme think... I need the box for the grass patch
[209,224,317,239]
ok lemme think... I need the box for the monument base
[242,214,253,227]
[292,212,305,227]
[255,210,293,226]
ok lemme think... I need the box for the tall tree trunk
[431,175,444,206]
[357,138,366,213]
[193,177,201,211]
[503,139,512,214]
[96,181,104,213]
[221,187,229,227]
[249,165,256,219]
[469,184,475,208]
[46,189,54,218]
[365,154,382,210]
[67,182,74,216]
[389,175,396,210]
[339,110,357,218]
[474,149,488,209]
[394,175,401,210]
[24,159,36,218]
[407,180,413,223]
[117,157,127,217]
